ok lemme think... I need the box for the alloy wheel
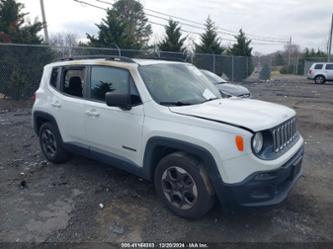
[315,76,324,84]
[41,128,57,157]
[161,166,198,210]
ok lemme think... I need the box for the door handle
[86,109,100,117]
[51,101,61,108]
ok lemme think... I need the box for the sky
[19,0,333,54]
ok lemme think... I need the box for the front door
[84,65,144,166]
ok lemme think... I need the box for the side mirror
[105,92,131,110]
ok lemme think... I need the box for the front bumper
[219,145,304,207]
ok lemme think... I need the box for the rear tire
[314,75,326,84]
[39,122,70,163]
[154,152,215,219]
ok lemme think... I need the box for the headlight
[252,132,264,153]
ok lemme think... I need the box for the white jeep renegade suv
[32,56,304,219]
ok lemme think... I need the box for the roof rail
[139,56,187,62]
[58,55,135,63]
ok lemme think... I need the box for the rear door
[325,64,333,80]
[50,66,89,147]
[84,65,144,166]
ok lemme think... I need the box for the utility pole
[40,0,49,44]
[288,36,292,66]
[328,13,333,62]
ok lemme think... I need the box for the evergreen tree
[0,0,54,99]
[274,53,284,66]
[87,0,152,49]
[229,29,252,56]
[259,64,271,80]
[195,17,223,54]
[315,49,326,58]
[304,48,310,58]
[159,19,186,52]
[303,48,326,59]
[225,29,254,81]
[0,0,43,43]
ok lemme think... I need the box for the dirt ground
[0,75,332,246]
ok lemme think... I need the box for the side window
[325,64,333,70]
[129,76,141,106]
[90,66,141,105]
[61,68,85,98]
[50,67,60,88]
[314,64,323,70]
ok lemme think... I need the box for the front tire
[154,152,215,219]
[39,122,70,163]
[314,75,326,84]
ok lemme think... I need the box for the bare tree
[49,32,78,57]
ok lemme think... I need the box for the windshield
[201,70,227,84]
[139,63,221,106]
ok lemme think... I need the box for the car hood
[169,98,295,132]
[216,83,250,96]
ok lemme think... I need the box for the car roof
[132,58,185,66]
[47,57,187,68]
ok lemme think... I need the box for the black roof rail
[58,55,135,63]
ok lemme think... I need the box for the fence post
[246,56,249,78]
[212,54,216,73]
[231,56,234,82]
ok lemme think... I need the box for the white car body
[307,62,333,83]
[33,57,304,208]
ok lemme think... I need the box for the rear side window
[90,66,141,104]
[325,64,333,70]
[61,67,86,98]
[50,67,60,88]
[314,64,323,70]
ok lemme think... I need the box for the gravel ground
[0,75,332,246]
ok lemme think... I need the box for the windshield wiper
[160,101,193,106]
[202,97,220,103]
[215,81,226,85]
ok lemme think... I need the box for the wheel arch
[143,137,224,193]
[33,111,61,139]
[314,74,326,81]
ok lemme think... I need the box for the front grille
[272,118,297,153]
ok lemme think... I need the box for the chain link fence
[0,43,256,100]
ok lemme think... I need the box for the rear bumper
[219,146,304,207]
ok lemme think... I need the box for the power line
[72,0,286,46]
[95,0,288,43]
[73,0,106,10]
[72,0,214,38]
[97,0,202,26]
[149,20,236,42]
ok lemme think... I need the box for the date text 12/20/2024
[120,242,208,248]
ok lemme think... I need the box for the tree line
[1,0,254,56]
[81,0,253,56]
[1,0,325,99]
[262,45,328,76]
[0,0,255,99]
